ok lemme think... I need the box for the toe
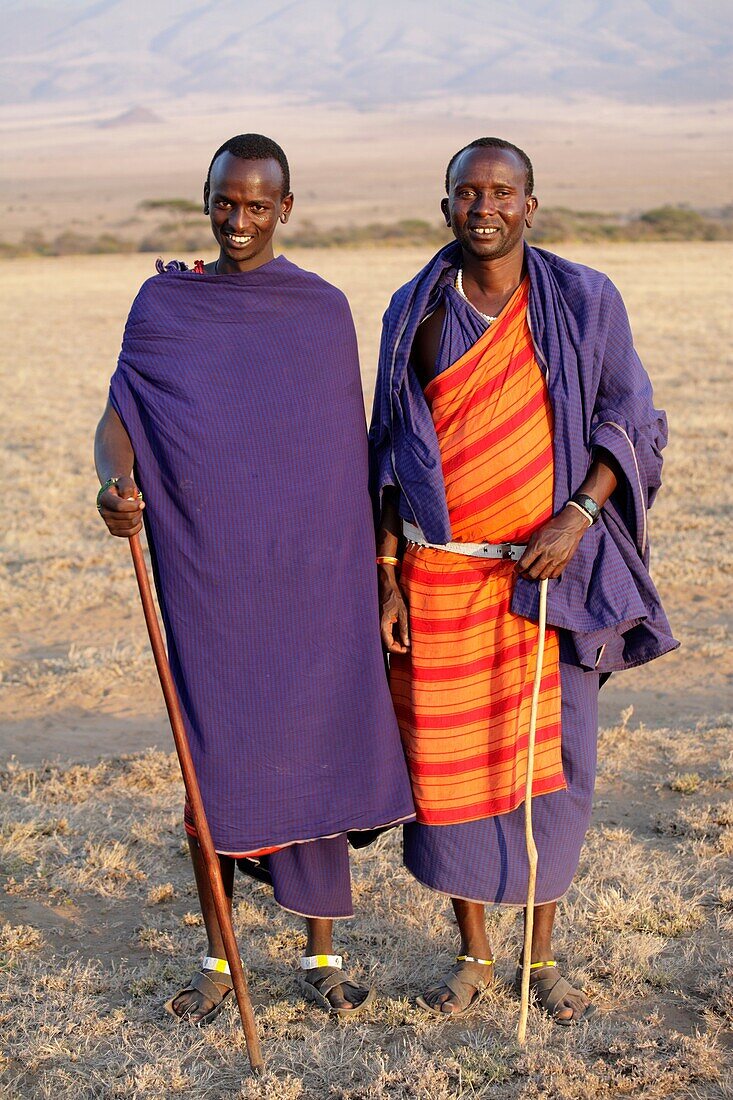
[173,991,208,1020]
[424,987,451,1011]
[344,985,368,1009]
[171,991,193,1018]
[326,982,360,1011]
[556,991,589,1022]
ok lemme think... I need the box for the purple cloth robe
[110,255,415,853]
[369,243,678,673]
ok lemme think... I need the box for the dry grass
[0,739,731,1098]
[1,245,732,1097]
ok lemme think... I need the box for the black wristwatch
[570,492,601,524]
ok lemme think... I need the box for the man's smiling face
[442,146,536,263]
[207,152,293,272]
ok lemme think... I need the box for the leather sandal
[164,955,234,1026]
[416,954,494,1017]
[297,953,375,1018]
[514,960,596,1026]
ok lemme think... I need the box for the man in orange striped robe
[370,138,674,1023]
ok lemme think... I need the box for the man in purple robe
[95,134,414,1025]
[370,137,677,1022]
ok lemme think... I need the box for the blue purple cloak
[110,255,415,853]
[369,243,678,673]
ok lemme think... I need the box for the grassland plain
[0,244,731,1098]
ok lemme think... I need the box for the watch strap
[570,491,601,524]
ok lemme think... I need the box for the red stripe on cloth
[405,603,506,636]
[425,284,529,402]
[408,720,561,776]
[440,385,549,479]
[432,341,537,437]
[417,773,567,824]
[395,675,557,730]
[404,559,512,588]
[447,442,554,528]
[407,638,534,681]
[183,802,282,857]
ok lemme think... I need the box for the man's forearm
[377,487,402,591]
[577,448,620,510]
[95,401,135,484]
[377,487,402,555]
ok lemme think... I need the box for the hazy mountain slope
[1,0,731,107]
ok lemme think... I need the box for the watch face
[576,495,599,519]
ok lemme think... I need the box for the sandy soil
[1,244,731,1097]
[2,96,732,244]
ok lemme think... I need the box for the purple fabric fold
[110,256,415,852]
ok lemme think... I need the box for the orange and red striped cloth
[390,277,565,825]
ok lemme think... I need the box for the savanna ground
[1,244,731,1098]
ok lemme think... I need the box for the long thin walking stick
[517,577,549,1045]
[129,532,264,1074]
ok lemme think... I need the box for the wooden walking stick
[517,577,549,1045]
[128,531,264,1074]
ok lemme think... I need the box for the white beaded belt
[403,521,526,563]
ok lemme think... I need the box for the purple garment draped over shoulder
[369,243,678,673]
[110,255,415,853]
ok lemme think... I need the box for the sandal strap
[190,969,233,1003]
[530,972,575,1017]
[443,971,479,1007]
[299,954,342,970]
[429,959,492,1009]
[304,965,363,998]
[516,962,585,1019]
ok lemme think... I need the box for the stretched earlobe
[203,206,209,215]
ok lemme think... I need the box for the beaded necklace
[455,268,498,325]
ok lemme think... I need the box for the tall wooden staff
[517,577,549,1045]
[129,532,264,1074]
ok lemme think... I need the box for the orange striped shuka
[390,277,565,825]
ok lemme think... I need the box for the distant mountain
[1,0,731,108]
[96,105,163,128]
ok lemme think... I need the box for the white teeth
[228,234,252,245]
[473,227,498,234]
